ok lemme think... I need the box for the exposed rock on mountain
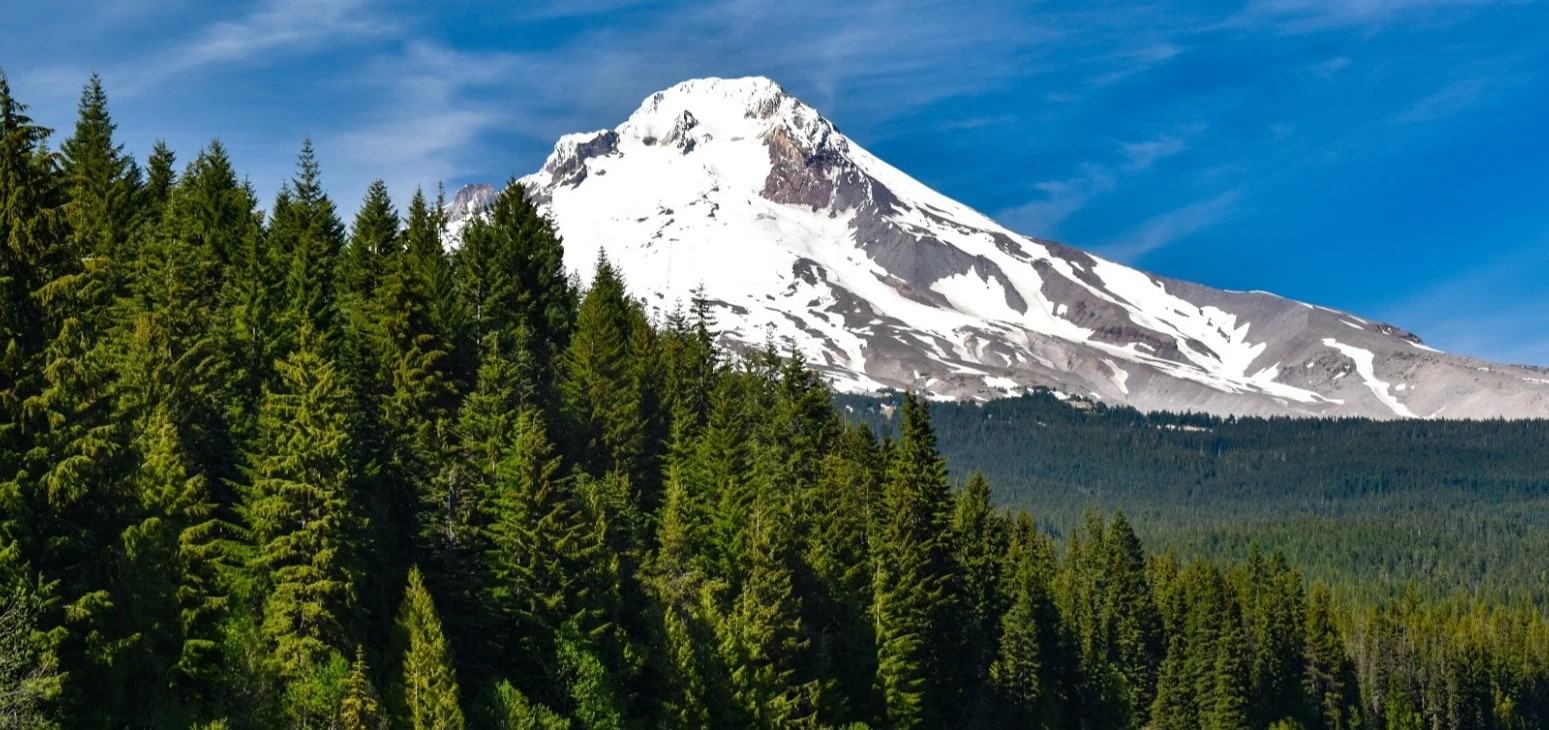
[452,76,1549,419]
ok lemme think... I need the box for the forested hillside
[840,391,1549,605]
[4,72,1549,729]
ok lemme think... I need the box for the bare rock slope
[456,76,1549,419]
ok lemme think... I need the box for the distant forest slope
[838,391,1549,604]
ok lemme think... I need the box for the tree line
[839,390,1549,606]
[3,72,1548,729]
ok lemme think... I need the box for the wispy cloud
[997,134,1189,235]
[122,0,393,94]
[1388,77,1492,124]
[1238,0,1507,31]
[329,42,523,202]
[1094,190,1241,261]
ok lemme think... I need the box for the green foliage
[338,648,387,730]
[488,680,571,730]
[242,328,360,681]
[397,566,464,730]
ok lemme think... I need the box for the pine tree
[242,326,360,681]
[398,566,465,730]
[872,393,957,729]
[339,648,387,730]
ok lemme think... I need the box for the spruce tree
[398,566,465,730]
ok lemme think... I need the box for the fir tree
[872,393,957,729]
[559,253,646,480]
[992,512,1059,728]
[242,326,360,681]
[485,409,595,690]
[0,555,63,730]
[454,180,574,398]
[719,500,819,728]
[953,471,1009,699]
[1304,585,1357,730]
[339,648,387,730]
[398,566,465,730]
[272,139,346,348]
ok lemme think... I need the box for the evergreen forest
[3,73,1549,729]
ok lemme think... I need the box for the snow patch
[1322,338,1419,418]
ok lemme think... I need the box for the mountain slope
[457,76,1549,419]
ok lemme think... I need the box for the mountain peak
[482,77,1549,419]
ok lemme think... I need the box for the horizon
[4,0,1546,365]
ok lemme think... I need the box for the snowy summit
[448,76,1549,419]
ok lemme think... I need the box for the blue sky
[4,0,1547,363]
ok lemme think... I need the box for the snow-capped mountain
[454,76,1549,419]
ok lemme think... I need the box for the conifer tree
[1104,512,1164,716]
[141,141,176,224]
[560,253,646,480]
[719,500,819,728]
[1304,586,1357,730]
[339,648,387,730]
[872,393,957,729]
[0,554,63,730]
[117,407,227,716]
[485,409,596,688]
[0,69,57,475]
[341,179,398,303]
[643,469,722,728]
[1202,598,1250,730]
[993,512,1060,728]
[489,680,571,730]
[272,139,346,348]
[398,566,465,730]
[242,326,360,681]
[953,471,1009,697]
[26,74,143,721]
[454,180,574,395]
